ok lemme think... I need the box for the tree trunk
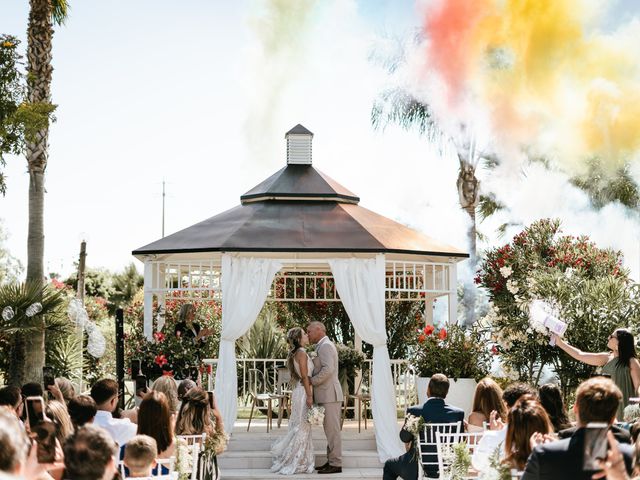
[20,0,53,384]
[456,156,480,325]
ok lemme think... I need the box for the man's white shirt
[94,410,137,447]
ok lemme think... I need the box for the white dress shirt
[94,410,137,447]
[471,426,507,473]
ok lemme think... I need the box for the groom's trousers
[321,401,342,467]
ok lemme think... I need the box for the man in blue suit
[383,374,464,479]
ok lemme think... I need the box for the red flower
[162,370,174,377]
[438,328,447,340]
[423,325,435,336]
[153,332,165,343]
[418,334,426,343]
[491,345,499,355]
[154,354,168,367]
[206,364,212,374]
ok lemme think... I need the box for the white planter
[415,377,477,417]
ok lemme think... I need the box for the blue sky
[2,0,639,280]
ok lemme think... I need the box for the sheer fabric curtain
[214,255,282,432]
[328,255,404,461]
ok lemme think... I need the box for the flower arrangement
[336,343,366,393]
[174,437,194,480]
[205,428,230,455]
[307,405,325,425]
[624,403,640,423]
[410,324,491,381]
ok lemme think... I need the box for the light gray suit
[310,336,344,467]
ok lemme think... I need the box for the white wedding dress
[271,349,315,474]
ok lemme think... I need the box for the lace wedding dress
[271,349,315,474]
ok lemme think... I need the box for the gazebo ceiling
[132,125,468,261]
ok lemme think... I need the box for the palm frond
[478,194,505,222]
[0,282,67,337]
[51,0,70,26]
[371,88,442,144]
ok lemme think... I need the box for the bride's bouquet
[307,405,325,425]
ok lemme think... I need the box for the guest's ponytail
[286,327,304,383]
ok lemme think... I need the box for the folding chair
[246,368,277,432]
[176,434,207,480]
[417,421,461,479]
[436,431,485,479]
[271,366,291,428]
[341,375,371,432]
[119,457,176,478]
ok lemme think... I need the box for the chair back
[275,366,291,394]
[436,431,484,478]
[417,421,461,478]
[176,434,207,480]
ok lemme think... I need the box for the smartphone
[25,397,57,463]
[135,374,147,393]
[583,422,609,471]
[189,366,199,380]
[42,366,55,394]
[131,359,141,379]
[207,391,215,409]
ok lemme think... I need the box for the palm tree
[19,0,69,384]
[372,89,481,324]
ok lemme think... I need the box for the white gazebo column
[447,262,458,325]
[424,296,434,325]
[143,260,157,340]
[157,263,167,331]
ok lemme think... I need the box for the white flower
[307,405,325,425]
[564,268,574,279]
[624,404,640,422]
[526,277,537,289]
[506,279,519,295]
[500,266,513,278]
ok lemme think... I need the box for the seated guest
[503,396,554,471]
[137,391,175,459]
[472,382,537,472]
[46,377,76,406]
[178,379,196,403]
[405,374,464,479]
[0,407,31,477]
[124,434,159,478]
[63,424,118,480]
[46,400,74,447]
[538,383,572,433]
[383,426,418,480]
[90,378,137,447]
[468,377,508,430]
[522,377,634,480]
[0,386,24,419]
[152,376,180,416]
[68,395,97,430]
[21,382,43,398]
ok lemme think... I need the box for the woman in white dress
[271,327,315,474]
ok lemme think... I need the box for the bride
[271,327,315,474]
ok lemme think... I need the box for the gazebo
[132,124,468,460]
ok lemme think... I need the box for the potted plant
[411,324,491,415]
[336,343,365,395]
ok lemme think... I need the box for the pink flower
[153,332,165,342]
[154,354,168,367]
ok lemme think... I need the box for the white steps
[218,420,384,478]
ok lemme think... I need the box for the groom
[307,321,344,475]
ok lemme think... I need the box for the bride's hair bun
[287,327,303,348]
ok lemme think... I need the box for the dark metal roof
[132,200,468,258]
[241,165,360,204]
[286,124,313,136]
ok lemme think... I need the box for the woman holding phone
[552,328,640,418]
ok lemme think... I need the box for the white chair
[436,431,485,479]
[417,421,462,479]
[176,434,207,480]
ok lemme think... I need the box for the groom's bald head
[307,322,326,343]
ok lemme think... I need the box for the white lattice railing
[201,357,417,411]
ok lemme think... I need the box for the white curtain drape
[214,255,282,432]
[328,255,404,461]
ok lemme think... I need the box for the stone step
[228,436,377,452]
[220,467,383,478]
[218,450,383,470]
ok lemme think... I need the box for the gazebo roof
[132,125,468,261]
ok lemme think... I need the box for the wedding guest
[468,377,507,430]
[0,406,31,476]
[123,435,159,478]
[538,383,571,432]
[21,382,43,399]
[0,386,24,419]
[472,382,537,472]
[503,396,554,470]
[552,329,640,419]
[62,424,118,480]
[406,374,464,478]
[522,377,634,480]
[90,379,137,447]
[46,377,76,406]
[45,400,74,446]
[152,376,180,415]
[382,426,418,480]
[177,379,196,402]
[67,395,96,430]
[137,391,175,459]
